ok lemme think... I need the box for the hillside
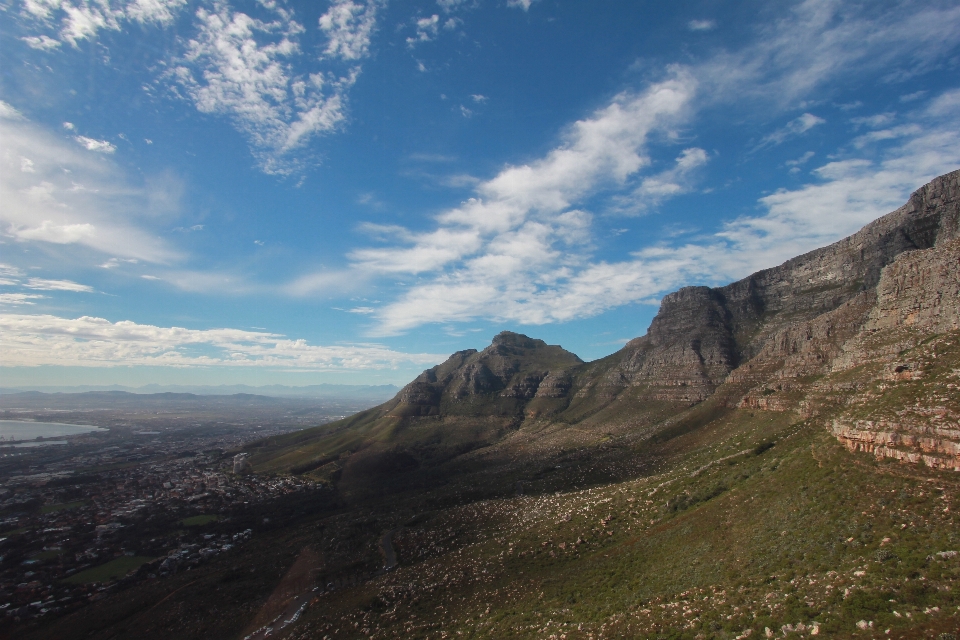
[246,170,960,496]
[22,170,960,640]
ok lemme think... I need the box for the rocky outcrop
[391,332,583,417]
[832,419,960,470]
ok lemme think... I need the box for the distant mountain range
[0,383,400,402]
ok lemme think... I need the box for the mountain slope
[26,171,960,640]
[250,170,959,495]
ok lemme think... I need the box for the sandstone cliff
[568,170,959,411]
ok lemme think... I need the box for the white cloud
[171,2,362,175]
[346,77,960,335]
[21,35,61,50]
[786,151,815,167]
[507,0,534,10]
[0,109,181,263]
[850,112,896,129]
[125,0,187,25]
[927,88,960,117]
[612,147,709,214]
[694,0,960,107]
[688,20,716,31]
[19,0,187,47]
[852,124,922,149]
[471,94,488,103]
[0,314,446,370]
[284,269,362,297]
[756,112,825,149]
[0,101,25,120]
[23,278,94,292]
[319,0,382,61]
[900,90,927,103]
[337,72,696,333]
[19,1,383,175]
[99,257,138,269]
[437,0,467,12]
[74,135,116,153]
[0,264,25,278]
[0,294,46,305]
[407,14,440,46]
[13,221,97,244]
[62,121,75,130]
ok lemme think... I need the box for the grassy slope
[275,332,960,639]
[22,333,959,639]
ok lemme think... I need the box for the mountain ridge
[248,170,959,494]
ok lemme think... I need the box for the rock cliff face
[569,170,960,409]
[864,236,960,334]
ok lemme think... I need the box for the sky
[1,0,959,388]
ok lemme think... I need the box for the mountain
[0,383,400,402]
[249,170,960,492]
[28,172,958,640]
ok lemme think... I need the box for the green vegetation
[63,556,154,585]
[40,500,85,514]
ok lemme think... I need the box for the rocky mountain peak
[391,332,582,417]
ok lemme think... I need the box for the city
[0,392,355,631]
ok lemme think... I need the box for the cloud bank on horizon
[1,0,959,382]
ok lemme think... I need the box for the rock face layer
[568,170,960,408]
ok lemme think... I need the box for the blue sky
[1,0,959,387]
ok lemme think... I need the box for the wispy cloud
[0,294,46,305]
[19,0,187,47]
[694,0,960,107]
[74,135,116,153]
[437,0,468,12]
[506,0,535,11]
[23,278,94,292]
[755,113,824,149]
[21,34,60,50]
[17,0,383,176]
[342,71,697,333]
[407,14,440,47]
[0,101,181,263]
[611,147,709,215]
[319,0,382,61]
[786,151,815,167]
[688,20,716,32]
[170,2,367,175]
[851,124,922,149]
[333,0,960,335]
[850,112,896,129]
[0,314,446,370]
